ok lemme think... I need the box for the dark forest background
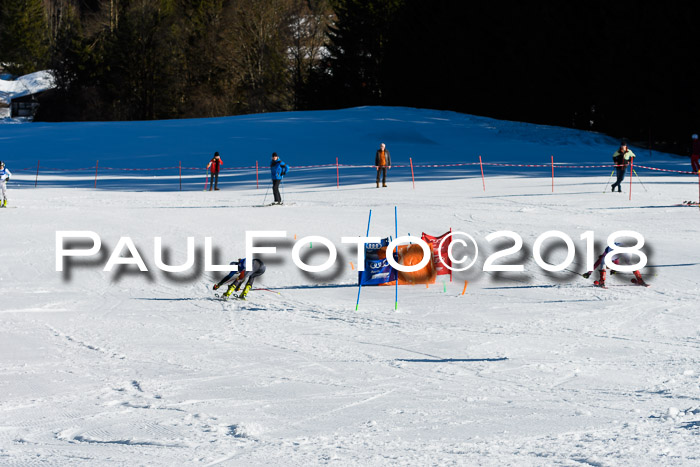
[1,0,699,154]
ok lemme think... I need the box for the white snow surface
[1,107,699,465]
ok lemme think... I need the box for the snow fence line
[9,158,700,192]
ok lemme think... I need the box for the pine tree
[0,0,50,76]
[321,0,404,108]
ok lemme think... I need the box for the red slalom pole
[629,158,634,200]
[179,160,182,191]
[94,160,99,188]
[551,155,554,192]
[256,160,259,189]
[336,157,340,188]
[409,157,415,189]
[35,160,40,187]
[479,155,486,191]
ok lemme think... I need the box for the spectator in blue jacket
[270,152,289,205]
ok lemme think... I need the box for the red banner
[422,230,452,276]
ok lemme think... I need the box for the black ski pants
[272,179,282,203]
[209,172,219,190]
[376,167,387,185]
[236,260,266,289]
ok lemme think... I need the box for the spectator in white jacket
[0,161,11,208]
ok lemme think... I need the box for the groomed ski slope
[1,107,699,466]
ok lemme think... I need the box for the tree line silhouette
[2,1,698,155]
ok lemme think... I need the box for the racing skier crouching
[213,258,266,300]
[582,244,648,288]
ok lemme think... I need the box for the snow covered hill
[1,107,698,465]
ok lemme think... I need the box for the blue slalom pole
[355,209,372,311]
[394,206,398,310]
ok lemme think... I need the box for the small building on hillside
[10,90,52,118]
[0,70,56,121]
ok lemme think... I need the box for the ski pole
[632,168,648,192]
[603,170,614,193]
[262,182,271,205]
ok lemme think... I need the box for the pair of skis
[567,268,651,289]
[593,278,649,289]
[215,292,246,301]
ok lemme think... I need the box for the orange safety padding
[379,244,436,286]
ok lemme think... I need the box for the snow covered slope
[1,107,698,465]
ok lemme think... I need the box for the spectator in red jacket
[691,134,700,173]
[207,152,223,191]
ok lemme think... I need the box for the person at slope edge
[0,161,11,208]
[610,140,635,193]
[207,151,223,191]
[270,152,289,205]
[213,258,266,300]
[375,142,391,188]
[691,134,700,173]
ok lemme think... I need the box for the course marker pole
[629,158,634,201]
[410,157,415,189]
[551,155,554,192]
[394,206,398,311]
[479,155,486,191]
[355,209,372,311]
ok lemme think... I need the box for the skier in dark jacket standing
[375,143,391,188]
[610,141,635,193]
[207,152,223,191]
[270,152,289,205]
[213,258,266,300]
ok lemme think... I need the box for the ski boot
[632,270,648,287]
[239,284,252,300]
[594,270,607,288]
[223,285,236,299]
[1,199,6,208]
